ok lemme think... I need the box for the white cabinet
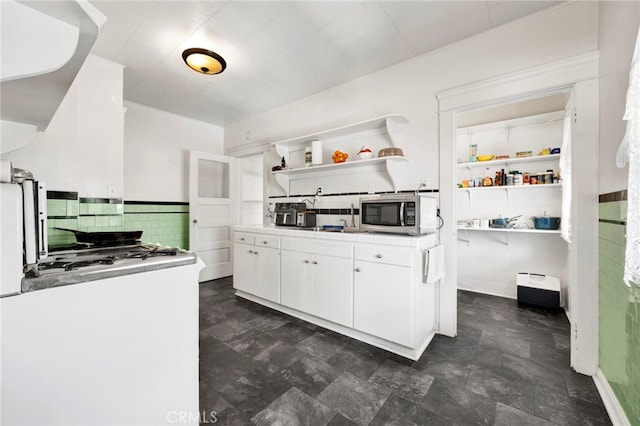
[233,232,280,303]
[281,238,352,327]
[354,246,413,347]
[270,114,409,195]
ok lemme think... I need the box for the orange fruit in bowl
[332,150,349,163]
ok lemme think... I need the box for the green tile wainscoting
[46,191,80,247]
[598,191,640,425]
[123,202,189,249]
[46,193,189,250]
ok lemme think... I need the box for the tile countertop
[232,225,439,249]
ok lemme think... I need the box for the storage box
[516,273,562,309]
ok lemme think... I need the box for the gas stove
[22,243,198,292]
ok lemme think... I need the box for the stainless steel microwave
[360,194,438,235]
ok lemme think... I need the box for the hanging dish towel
[559,109,572,243]
[618,27,640,286]
[423,245,445,284]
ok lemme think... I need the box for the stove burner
[37,256,116,272]
[123,247,179,260]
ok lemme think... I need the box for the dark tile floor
[199,277,611,425]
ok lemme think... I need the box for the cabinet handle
[312,260,318,265]
[240,237,245,241]
[304,260,310,264]
[248,250,254,254]
[355,267,361,272]
[375,254,383,259]
[254,250,258,255]
[262,240,268,244]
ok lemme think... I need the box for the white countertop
[233,224,438,249]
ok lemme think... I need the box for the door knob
[375,254,383,259]
[311,260,318,265]
[355,267,361,272]
[193,219,198,224]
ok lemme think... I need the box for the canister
[514,173,523,185]
[506,174,514,186]
[304,147,312,167]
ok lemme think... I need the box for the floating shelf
[271,114,408,156]
[270,114,409,196]
[271,156,408,196]
[271,156,407,176]
[456,153,561,169]
[456,226,561,234]
[456,183,562,192]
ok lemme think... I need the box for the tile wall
[598,191,640,424]
[123,202,189,249]
[46,192,189,249]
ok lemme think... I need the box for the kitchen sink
[315,227,366,234]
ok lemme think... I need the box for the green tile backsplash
[47,194,189,250]
[123,202,189,249]
[599,198,639,425]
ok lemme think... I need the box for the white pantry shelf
[456,153,560,169]
[457,183,562,192]
[456,226,561,234]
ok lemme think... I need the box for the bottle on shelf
[483,167,493,187]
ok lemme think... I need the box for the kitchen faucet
[303,187,322,209]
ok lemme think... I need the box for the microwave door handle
[399,202,405,226]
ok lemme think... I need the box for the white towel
[424,245,445,284]
[619,26,640,287]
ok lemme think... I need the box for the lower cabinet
[231,229,437,358]
[281,239,353,327]
[353,246,414,347]
[233,233,280,303]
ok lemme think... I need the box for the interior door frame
[436,52,600,374]
[189,150,238,282]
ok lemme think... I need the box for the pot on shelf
[489,215,521,228]
[532,215,561,230]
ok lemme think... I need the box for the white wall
[225,2,598,195]
[598,2,639,193]
[1,54,124,196]
[123,102,224,202]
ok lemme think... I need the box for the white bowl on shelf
[357,151,373,160]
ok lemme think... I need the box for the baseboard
[593,367,631,426]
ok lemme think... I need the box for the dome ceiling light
[182,48,226,75]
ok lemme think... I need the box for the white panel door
[354,260,413,347]
[189,151,237,282]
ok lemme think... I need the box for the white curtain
[617,26,640,287]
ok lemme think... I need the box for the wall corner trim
[593,367,632,426]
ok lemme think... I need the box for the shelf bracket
[385,158,404,192]
[386,116,408,147]
[272,173,290,197]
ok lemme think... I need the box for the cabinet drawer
[355,246,413,267]
[234,232,255,245]
[282,238,352,258]
[254,235,280,249]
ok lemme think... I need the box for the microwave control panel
[405,202,416,225]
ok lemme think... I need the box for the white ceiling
[90,1,561,127]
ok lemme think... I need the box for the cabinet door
[280,250,313,312]
[312,254,353,327]
[232,242,255,293]
[353,260,413,347]
[254,246,280,303]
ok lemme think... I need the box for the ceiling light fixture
[182,48,226,75]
